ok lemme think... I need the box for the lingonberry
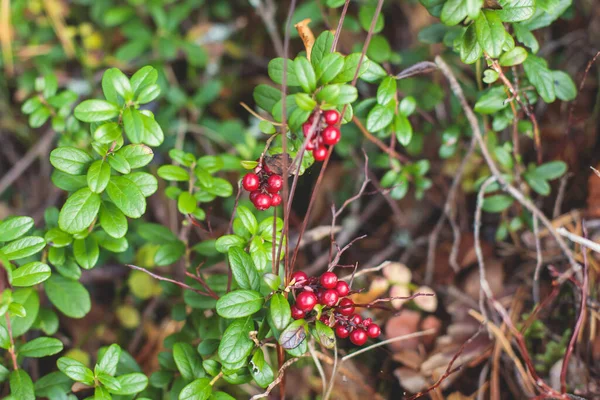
[350,328,368,346]
[291,305,305,319]
[367,323,381,338]
[362,318,372,327]
[350,313,362,325]
[253,193,272,210]
[313,146,328,161]
[335,324,350,339]
[242,173,260,191]
[296,291,318,312]
[320,289,339,307]
[324,110,340,126]
[335,281,350,297]
[320,314,333,327]
[306,140,316,150]
[302,122,313,137]
[320,272,338,289]
[266,174,283,193]
[338,298,355,316]
[271,193,282,206]
[322,126,341,146]
[249,190,260,203]
[290,271,308,285]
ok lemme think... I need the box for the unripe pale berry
[322,126,341,146]
[242,173,260,191]
[320,272,338,289]
[324,110,340,126]
[296,291,318,312]
[350,328,368,345]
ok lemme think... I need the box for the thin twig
[532,216,543,304]
[125,264,213,297]
[341,329,435,362]
[308,340,327,395]
[557,227,600,254]
[249,356,305,400]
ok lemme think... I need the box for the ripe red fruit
[350,314,362,325]
[322,126,341,146]
[313,146,328,161]
[335,324,350,339]
[320,314,333,326]
[291,305,305,320]
[320,272,338,289]
[350,328,368,345]
[290,271,308,285]
[302,122,314,138]
[362,318,372,327]
[249,190,260,203]
[335,281,350,297]
[324,110,340,126]
[320,289,339,307]
[253,193,272,211]
[242,173,260,191]
[296,291,318,312]
[367,323,381,338]
[338,298,355,316]
[306,139,316,150]
[266,174,283,193]
[271,193,282,206]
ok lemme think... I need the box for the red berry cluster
[242,165,284,211]
[302,110,342,162]
[289,271,381,346]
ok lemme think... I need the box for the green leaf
[178,192,197,214]
[482,194,514,212]
[158,165,189,182]
[95,385,112,400]
[269,293,291,331]
[441,0,468,26]
[552,70,577,101]
[179,378,212,400]
[34,371,72,398]
[19,337,63,358]
[294,56,317,93]
[316,53,344,84]
[513,23,539,53]
[0,236,45,261]
[466,0,483,19]
[106,176,146,218]
[173,343,204,381]
[58,188,101,234]
[117,144,154,169]
[316,85,341,104]
[376,76,397,106]
[523,55,556,103]
[460,24,483,63]
[249,349,274,388]
[331,53,370,83]
[154,241,186,266]
[358,5,384,33]
[218,317,254,364]
[294,93,316,111]
[139,112,164,147]
[312,320,335,349]
[100,202,128,239]
[128,172,158,197]
[0,216,34,242]
[54,259,81,281]
[29,107,50,128]
[102,68,133,103]
[524,173,551,195]
[474,87,508,114]
[497,0,535,22]
[51,171,87,192]
[216,290,264,319]
[10,370,35,400]
[366,104,394,132]
[123,107,144,144]
[228,247,260,291]
[137,84,161,104]
[235,206,258,235]
[57,357,94,385]
[34,308,59,336]
[366,35,392,64]
[73,237,99,270]
[50,147,93,175]
[215,235,245,253]
[311,31,335,69]
[12,262,51,287]
[131,66,158,96]
[253,84,281,113]
[534,161,567,180]
[45,275,91,318]
[111,373,148,395]
[499,46,528,66]
[475,11,506,58]
[279,319,307,350]
[22,97,42,114]
[268,58,300,86]
[394,113,413,146]
[0,289,39,336]
[97,343,121,376]
[74,100,120,122]
[86,160,111,193]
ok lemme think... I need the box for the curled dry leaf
[350,276,389,305]
[382,262,412,284]
[413,286,437,312]
[294,18,315,61]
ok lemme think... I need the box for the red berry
[320,314,333,327]
[362,318,372,327]
[320,272,338,289]
[267,174,283,193]
[335,281,350,297]
[302,122,313,137]
[249,190,260,203]
[320,289,339,307]
[271,193,282,206]
[253,193,272,211]
[322,126,341,146]
[324,110,340,126]
[242,173,260,192]
[290,271,308,285]
[291,305,305,320]
[350,314,362,325]
[335,324,350,339]
[350,329,368,345]
[306,139,316,150]
[313,146,328,161]
[367,323,381,338]
[338,298,355,316]
[296,291,318,312]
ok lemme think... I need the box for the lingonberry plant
[1,0,593,399]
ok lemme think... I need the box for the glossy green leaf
[86,160,111,193]
[228,247,260,291]
[173,343,204,381]
[376,76,397,106]
[58,188,101,234]
[0,216,34,242]
[73,237,99,270]
[0,236,46,261]
[10,370,35,400]
[366,103,394,132]
[117,144,153,169]
[499,46,528,66]
[45,275,91,318]
[552,70,577,101]
[249,349,274,388]
[523,55,556,103]
[106,176,146,218]
[475,10,506,58]
[440,0,468,26]
[50,147,93,175]
[268,58,300,86]
[482,194,514,212]
[158,165,189,182]
[111,373,149,395]
[269,293,291,331]
[99,202,128,239]
[218,317,254,363]
[316,53,344,84]
[179,378,212,400]
[216,290,264,318]
[497,0,535,22]
[12,262,51,287]
[57,357,94,385]
[74,100,120,122]
[94,122,122,143]
[19,337,63,358]
[394,113,413,146]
